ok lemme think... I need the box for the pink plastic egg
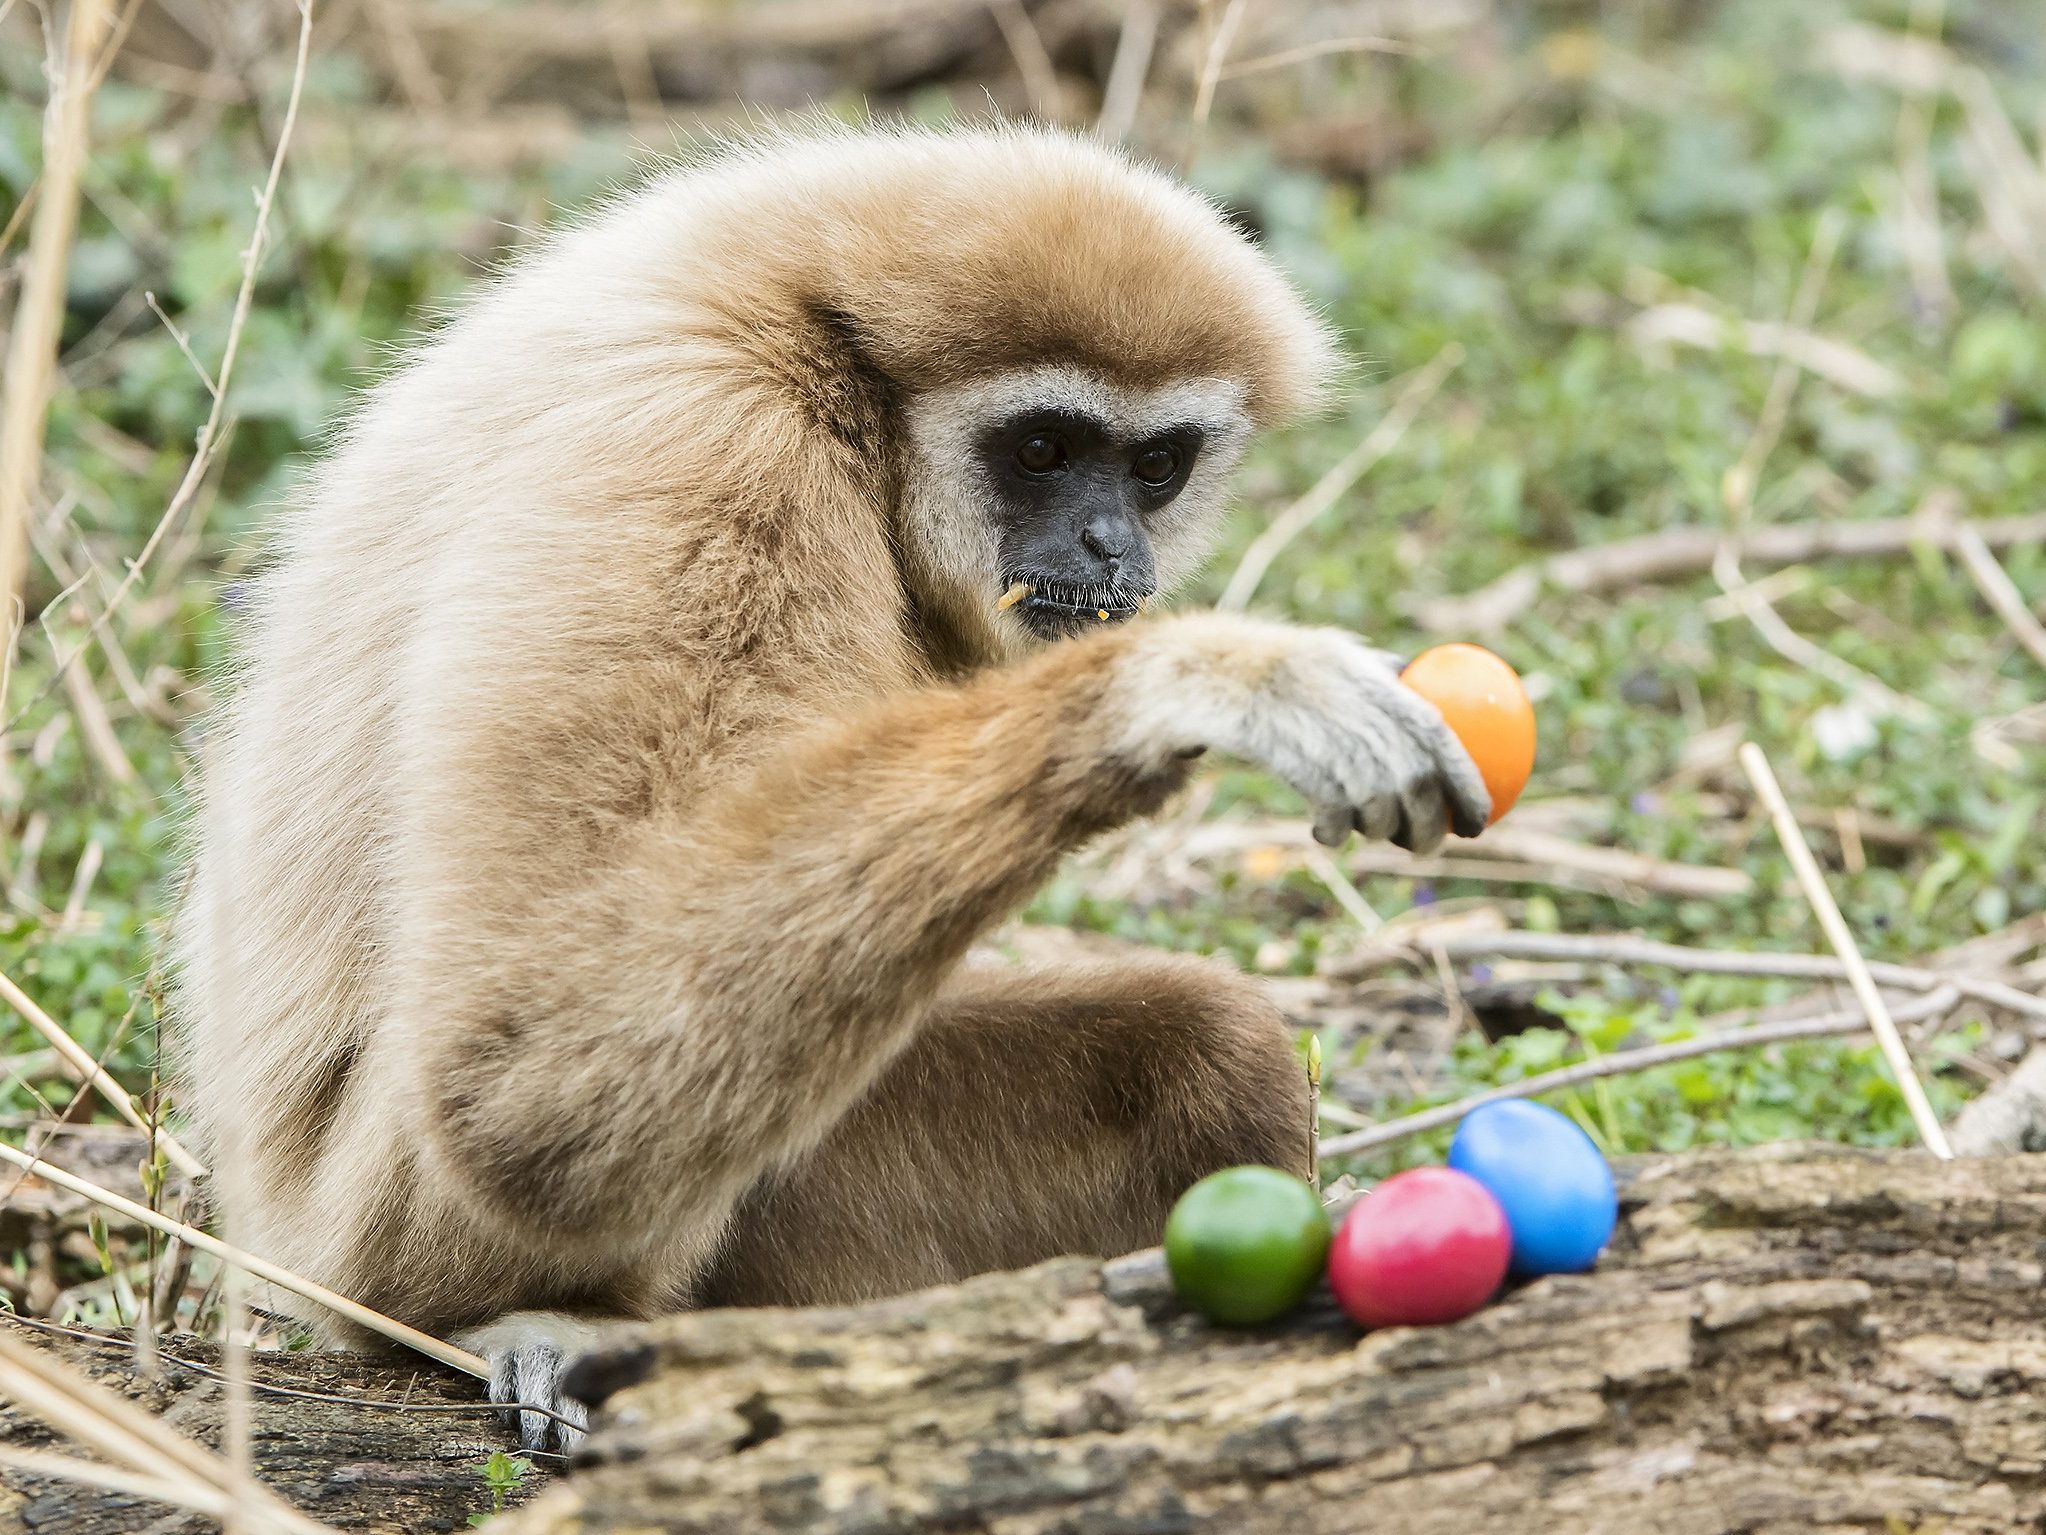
[1327,1166,1512,1329]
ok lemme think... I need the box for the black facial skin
[974,408,1204,640]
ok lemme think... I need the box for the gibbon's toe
[458,1311,603,1456]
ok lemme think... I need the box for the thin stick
[0,1446,230,1519]
[1219,36,1417,79]
[1713,542,1933,722]
[1393,927,2046,1023]
[0,0,116,633]
[0,1328,335,1535]
[60,651,136,783]
[1413,508,2046,636]
[1219,344,1462,611]
[59,838,102,926]
[5,0,314,736]
[1190,0,1250,126]
[1095,0,1160,141]
[0,968,205,1177]
[0,1141,487,1378]
[1318,985,1961,1159]
[989,0,1062,120]
[1739,742,1953,1157]
[1952,521,2046,673]
[1722,209,1845,525]
[1302,844,1383,932]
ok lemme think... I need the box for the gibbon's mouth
[998,577,1151,637]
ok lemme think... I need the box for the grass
[3,0,2045,1299]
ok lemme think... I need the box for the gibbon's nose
[1081,518,1133,566]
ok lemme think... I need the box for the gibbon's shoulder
[504,122,1338,425]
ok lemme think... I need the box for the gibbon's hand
[1121,618,1491,856]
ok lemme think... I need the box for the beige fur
[171,125,1484,1439]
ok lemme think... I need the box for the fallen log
[0,1327,523,1533]
[7,1145,2046,1533]
[508,1144,2046,1534]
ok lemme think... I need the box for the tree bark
[0,1326,526,1533]
[8,1145,2046,1534]
[507,1144,2046,1535]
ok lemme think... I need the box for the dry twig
[6,0,316,735]
[0,968,204,1176]
[1317,984,1962,1159]
[1411,509,2046,635]
[1,0,117,646]
[1739,742,1952,1157]
[1950,521,2046,674]
[1333,927,2046,1023]
[1095,0,1161,141]
[0,1140,488,1378]
[1219,345,1462,612]
[0,1325,336,1534]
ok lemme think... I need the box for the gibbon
[172,124,1489,1450]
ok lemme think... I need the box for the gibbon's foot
[454,1311,606,1455]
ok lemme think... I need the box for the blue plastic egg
[1447,1099,1616,1276]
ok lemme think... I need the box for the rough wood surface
[8,1146,2046,1533]
[0,1325,528,1533]
[506,1145,2046,1534]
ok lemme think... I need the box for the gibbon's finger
[1355,792,1400,843]
[1377,679,1492,839]
[1311,805,1351,847]
[1392,775,1450,857]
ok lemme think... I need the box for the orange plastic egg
[1400,643,1535,826]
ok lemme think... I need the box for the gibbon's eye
[1015,434,1067,474]
[1131,443,1182,486]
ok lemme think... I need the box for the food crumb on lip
[997,581,1032,611]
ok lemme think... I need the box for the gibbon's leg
[418,615,1485,1447]
[419,615,1481,1253]
[694,953,1310,1309]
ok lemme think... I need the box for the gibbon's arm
[412,613,1488,1256]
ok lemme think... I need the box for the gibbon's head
[871,130,1337,658]
[667,125,1339,662]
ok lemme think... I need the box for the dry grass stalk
[6,0,315,737]
[1172,816,1750,903]
[1219,343,1463,611]
[1720,207,1846,523]
[1625,304,1901,400]
[0,1326,337,1534]
[0,968,204,1176]
[1412,508,2046,635]
[1189,0,1249,126]
[1317,984,1962,1159]
[990,0,1064,121]
[1096,0,1162,141]
[1950,521,2046,674]
[0,1139,488,1377]
[1890,0,1954,319]
[0,0,117,654]
[1218,35,1417,79]
[1738,742,1953,1158]
[0,1444,232,1518]
[59,651,135,784]
[1355,927,2046,1023]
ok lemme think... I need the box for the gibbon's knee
[1077,958,1311,1187]
[697,956,1311,1309]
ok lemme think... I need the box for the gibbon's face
[902,366,1253,656]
